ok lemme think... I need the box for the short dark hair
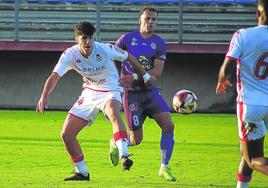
[139,7,158,17]
[74,21,96,36]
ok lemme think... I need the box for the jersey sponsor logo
[139,56,152,70]
[151,42,156,49]
[128,103,137,112]
[81,65,105,73]
[96,54,103,61]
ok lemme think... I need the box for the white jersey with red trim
[53,42,128,92]
[226,25,268,106]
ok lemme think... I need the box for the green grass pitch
[0,110,267,188]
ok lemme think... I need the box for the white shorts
[237,102,268,141]
[69,89,122,126]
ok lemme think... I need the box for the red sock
[71,154,84,164]
[237,173,252,182]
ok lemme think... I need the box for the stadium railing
[0,0,256,52]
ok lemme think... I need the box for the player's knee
[162,121,175,132]
[60,130,68,142]
[61,130,74,144]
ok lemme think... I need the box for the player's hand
[216,79,233,94]
[120,75,134,89]
[36,96,48,114]
[144,75,156,89]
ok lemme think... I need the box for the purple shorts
[123,87,170,131]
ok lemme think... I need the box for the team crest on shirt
[128,103,137,112]
[96,54,102,61]
[151,43,156,49]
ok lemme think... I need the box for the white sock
[236,181,249,188]
[74,160,88,177]
[161,164,167,168]
[115,138,128,157]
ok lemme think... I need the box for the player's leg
[104,98,133,171]
[152,111,176,181]
[62,89,99,181]
[237,103,268,176]
[61,113,89,181]
[148,88,176,181]
[152,111,175,164]
[241,137,268,175]
[236,156,253,188]
[123,90,146,146]
[108,91,145,166]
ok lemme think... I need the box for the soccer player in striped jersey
[36,21,152,181]
[109,7,176,181]
[216,1,268,187]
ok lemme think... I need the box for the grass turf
[0,110,267,187]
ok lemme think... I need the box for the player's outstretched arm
[36,72,60,113]
[216,58,236,94]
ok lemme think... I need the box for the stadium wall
[0,50,236,113]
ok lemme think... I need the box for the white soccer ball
[173,90,198,114]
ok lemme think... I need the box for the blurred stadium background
[0,0,256,112]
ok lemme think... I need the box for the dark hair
[74,21,96,36]
[139,7,158,17]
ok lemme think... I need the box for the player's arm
[36,72,60,113]
[216,57,236,94]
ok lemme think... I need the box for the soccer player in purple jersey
[109,7,176,181]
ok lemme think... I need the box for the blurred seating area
[0,0,256,43]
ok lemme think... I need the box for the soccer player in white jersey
[216,1,268,187]
[36,21,153,181]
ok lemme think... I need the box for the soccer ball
[173,90,198,114]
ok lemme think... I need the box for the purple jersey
[115,31,167,90]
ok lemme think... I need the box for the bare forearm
[218,58,236,83]
[147,59,164,80]
[41,72,60,98]
[216,58,236,94]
